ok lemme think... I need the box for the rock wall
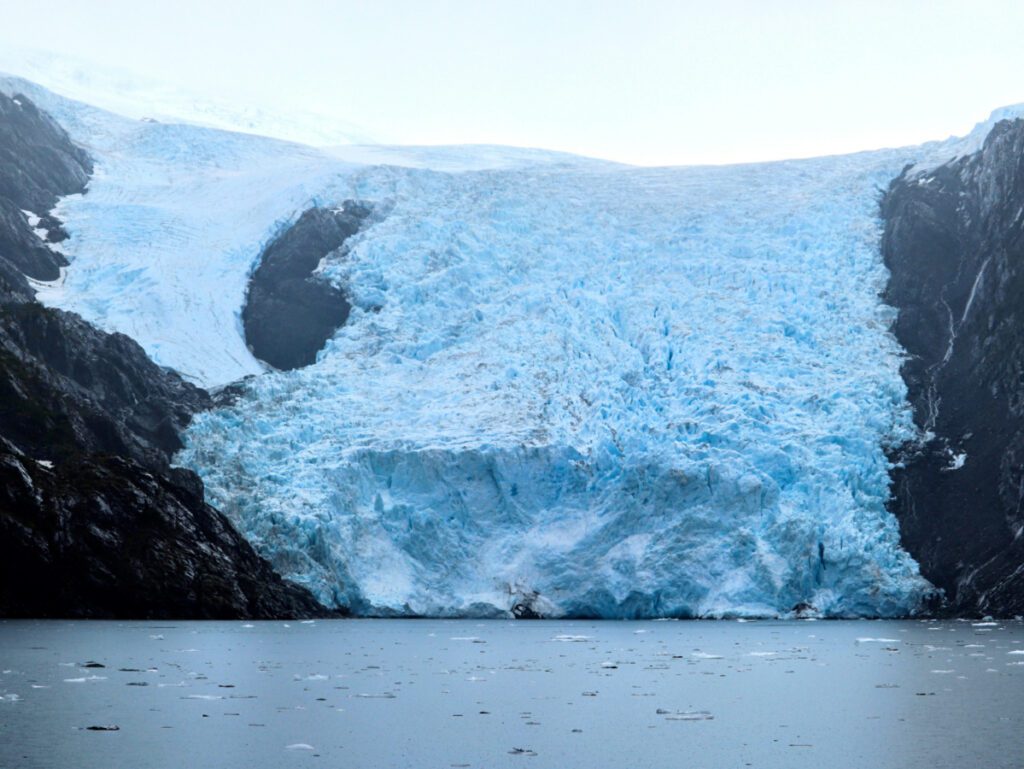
[0,91,90,282]
[242,203,371,370]
[0,91,328,618]
[883,119,1024,617]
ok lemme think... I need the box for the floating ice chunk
[664,710,714,721]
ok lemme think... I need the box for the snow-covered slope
[8,75,1018,617]
[0,74,603,386]
[0,48,375,146]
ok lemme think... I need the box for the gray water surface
[1,619,1022,768]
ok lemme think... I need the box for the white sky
[1,0,1023,165]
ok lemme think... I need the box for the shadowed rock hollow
[243,203,372,370]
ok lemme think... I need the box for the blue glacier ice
[179,156,931,617]
[7,72,1020,618]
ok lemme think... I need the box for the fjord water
[1,620,1022,768]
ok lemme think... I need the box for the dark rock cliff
[0,91,327,618]
[882,119,1024,617]
[0,91,90,282]
[243,203,371,370]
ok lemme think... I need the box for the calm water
[1,619,1022,769]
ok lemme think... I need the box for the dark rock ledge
[243,203,372,370]
[0,90,329,618]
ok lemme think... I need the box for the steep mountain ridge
[0,91,90,289]
[0,90,325,618]
[883,118,1024,616]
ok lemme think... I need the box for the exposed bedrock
[0,449,325,619]
[882,118,1024,617]
[0,92,327,618]
[243,203,372,370]
[0,91,91,282]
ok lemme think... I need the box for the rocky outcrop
[0,449,323,618]
[242,203,371,370]
[0,301,210,469]
[0,91,329,618]
[0,298,329,618]
[0,91,90,282]
[882,119,1024,617]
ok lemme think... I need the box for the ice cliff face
[13,74,1016,618]
[178,154,939,617]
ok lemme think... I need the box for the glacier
[0,46,376,147]
[6,73,1017,618]
[178,154,932,617]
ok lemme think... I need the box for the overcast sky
[1,0,1023,165]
